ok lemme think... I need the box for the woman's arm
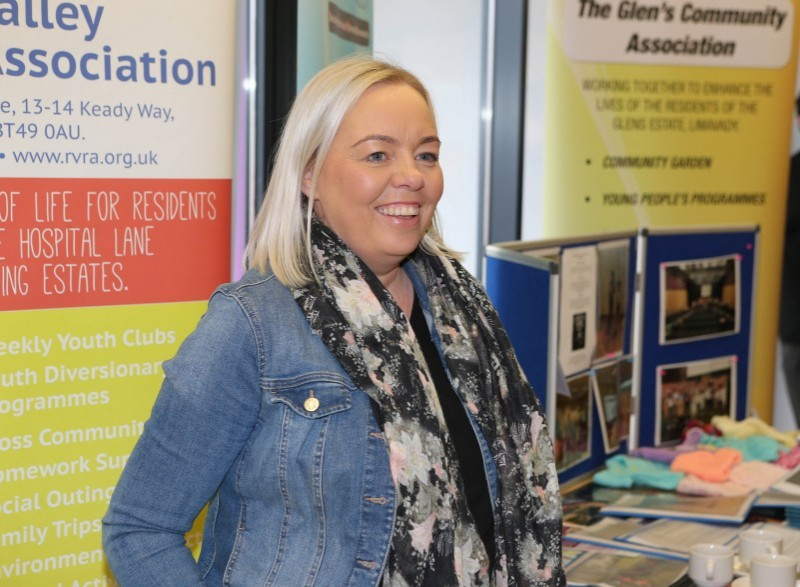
[102,291,261,586]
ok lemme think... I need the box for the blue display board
[486,233,638,485]
[485,249,555,413]
[633,226,758,449]
[485,225,758,485]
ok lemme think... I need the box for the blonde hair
[244,54,461,287]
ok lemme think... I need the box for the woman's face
[309,82,443,277]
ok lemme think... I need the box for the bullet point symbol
[586,159,591,165]
[0,153,5,159]
[585,195,591,202]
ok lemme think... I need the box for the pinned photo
[660,255,739,344]
[572,312,587,351]
[595,239,630,361]
[592,357,633,453]
[656,356,736,446]
[558,245,598,376]
[555,373,592,471]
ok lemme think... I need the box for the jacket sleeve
[102,291,261,586]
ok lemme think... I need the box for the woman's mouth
[376,204,420,218]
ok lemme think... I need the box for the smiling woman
[102,55,565,587]
[306,82,443,313]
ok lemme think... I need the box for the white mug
[738,527,783,570]
[689,543,734,587]
[749,552,798,587]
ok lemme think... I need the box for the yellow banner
[1,303,207,585]
[543,0,800,419]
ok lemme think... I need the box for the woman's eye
[417,152,439,163]
[367,152,387,163]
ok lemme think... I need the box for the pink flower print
[388,442,406,488]
[499,384,508,399]
[409,512,437,554]
[455,539,482,586]
[417,369,430,387]
[530,411,544,448]
[388,429,431,487]
[331,279,389,330]
[494,556,509,587]
[523,537,550,580]
[531,566,553,581]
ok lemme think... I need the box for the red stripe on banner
[0,177,231,311]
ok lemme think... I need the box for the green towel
[699,433,781,462]
[593,454,684,490]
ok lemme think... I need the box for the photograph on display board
[558,245,598,376]
[572,312,587,351]
[555,373,592,471]
[594,239,630,361]
[659,255,740,345]
[656,356,736,446]
[592,357,634,453]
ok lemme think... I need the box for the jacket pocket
[264,372,354,418]
[197,494,219,578]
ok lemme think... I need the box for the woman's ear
[301,167,313,196]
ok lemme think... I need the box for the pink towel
[728,460,788,489]
[776,444,800,469]
[677,460,787,497]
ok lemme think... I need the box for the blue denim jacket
[103,268,498,586]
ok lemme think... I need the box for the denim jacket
[102,268,498,586]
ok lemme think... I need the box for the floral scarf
[291,220,564,586]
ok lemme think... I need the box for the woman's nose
[391,156,424,190]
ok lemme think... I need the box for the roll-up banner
[0,1,236,584]
[542,0,799,418]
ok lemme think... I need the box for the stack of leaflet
[754,464,800,527]
[786,506,800,529]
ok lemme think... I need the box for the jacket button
[304,390,320,412]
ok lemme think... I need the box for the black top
[409,296,496,566]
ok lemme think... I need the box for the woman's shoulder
[217,267,277,291]
[209,268,308,331]
[213,268,292,304]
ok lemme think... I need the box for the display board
[486,232,638,485]
[484,249,556,414]
[486,225,757,483]
[632,225,758,449]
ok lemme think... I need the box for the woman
[103,55,564,586]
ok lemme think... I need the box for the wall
[521,1,549,240]
[372,0,485,276]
